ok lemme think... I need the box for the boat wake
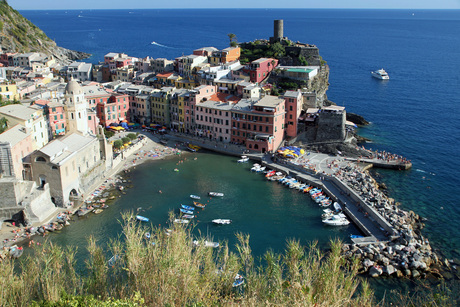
[151,41,173,48]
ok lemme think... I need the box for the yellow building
[0,83,20,101]
[150,87,174,125]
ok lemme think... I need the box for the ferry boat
[371,68,390,80]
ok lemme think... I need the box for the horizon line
[17,8,460,11]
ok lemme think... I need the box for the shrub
[127,133,137,141]
[113,140,122,149]
[121,137,130,144]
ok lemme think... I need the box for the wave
[151,41,173,48]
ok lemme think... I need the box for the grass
[0,212,376,306]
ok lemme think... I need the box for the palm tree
[227,33,236,46]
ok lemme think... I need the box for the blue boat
[350,234,364,239]
[136,215,149,222]
[181,205,195,211]
[180,209,194,215]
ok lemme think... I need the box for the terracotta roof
[156,72,174,78]
[209,92,239,103]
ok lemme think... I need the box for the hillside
[0,0,89,64]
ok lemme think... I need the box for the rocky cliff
[0,0,90,64]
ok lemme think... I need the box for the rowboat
[190,195,201,200]
[193,240,219,248]
[180,209,194,215]
[209,192,224,197]
[183,214,195,219]
[265,170,276,177]
[193,201,206,208]
[136,215,149,222]
[93,209,103,214]
[233,274,244,287]
[181,204,195,210]
[212,219,232,225]
[174,219,190,224]
[333,202,342,212]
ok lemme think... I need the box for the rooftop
[0,124,30,147]
[0,104,38,121]
[254,95,284,108]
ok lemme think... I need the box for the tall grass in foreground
[0,213,374,306]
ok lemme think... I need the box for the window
[54,115,57,120]
[60,114,63,119]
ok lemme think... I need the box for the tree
[0,117,8,134]
[269,42,285,59]
[227,33,237,46]
[127,133,137,141]
[113,140,122,149]
[121,137,130,144]
[104,129,115,139]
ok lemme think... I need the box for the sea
[19,8,460,297]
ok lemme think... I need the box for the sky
[7,0,460,10]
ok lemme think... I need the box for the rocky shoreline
[337,165,458,280]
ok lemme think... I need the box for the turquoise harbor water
[17,8,460,296]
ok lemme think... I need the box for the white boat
[174,219,190,224]
[193,240,220,248]
[333,202,342,212]
[209,192,224,197]
[212,219,232,225]
[237,155,249,163]
[371,68,390,80]
[190,194,201,200]
[136,215,149,222]
[322,213,350,226]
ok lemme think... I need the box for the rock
[363,258,374,268]
[396,270,404,278]
[404,269,411,276]
[383,265,397,276]
[411,261,423,269]
[411,269,421,278]
[369,266,383,278]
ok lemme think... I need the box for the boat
[9,245,24,259]
[237,155,249,163]
[93,209,103,214]
[333,202,342,212]
[174,168,179,172]
[108,254,120,267]
[145,232,151,239]
[193,240,219,248]
[76,208,91,217]
[136,215,149,222]
[265,170,276,177]
[174,219,190,224]
[322,214,350,226]
[183,214,195,219]
[209,192,224,197]
[233,274,244,287]
[190,194,201,200]
[350,234,364,239]
[193,201,206,208]
[187,144,201,152]
[212,219,232,225]
[255,166,266,173]
[181,204,195,210]
[371,68,390,80]
[180,209,194,215]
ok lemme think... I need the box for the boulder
[411,269,421,278]
[404,269,411,277]
[369,266,383,278]
[363,258,374,268]
[383,265,397,276]
[396,270,404,278]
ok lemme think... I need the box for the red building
[283,90,303,138]
[96,93,130,127]
[248,58,278,83]
[32,99,67,137]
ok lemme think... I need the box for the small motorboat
[190,195,201,200]
[237,155,249,163]
[333,202,342,212]
[174,219,190,224]
[180,209,194,215]
[193,240,219,248]
[183,214,195,219]
[233,274,244,287]
[265,170,276,177]
[93,209,103,214]
[212,219,232,225]
[350,234,364,239]
[136,215,149,222]
[181,204,195,211]
[193,201,206,208]
[322,214,350,226]
[209,192,224,197]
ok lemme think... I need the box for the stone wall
[315,111,346,142]
[22,183,58,223]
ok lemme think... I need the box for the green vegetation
[121,137,130,144]
[126,133,137,141]
[112,139,122,149]
[299,55,309,66]
[104,129,115,139]
[0,214,375,306]
[0,117,8,133]
[227,33,237,47]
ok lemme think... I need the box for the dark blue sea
[19,8,460,295]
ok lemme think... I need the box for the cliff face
[0,0,89,64]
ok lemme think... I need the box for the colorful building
[248,58,278,83]
[187,85,217,133]
[96,93,130,127]
[283,90,303,138]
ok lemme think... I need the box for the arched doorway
[39,175,46,188]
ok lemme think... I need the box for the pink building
[96,93,130,127]
[0,124,33,180]
[247,58,278,83]
[231,95,285,153]
[187,85,217,133]
[32,99,67,138]
[284,90,303,138]
[194,92,238,142]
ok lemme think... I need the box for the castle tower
[64,79,89,135]
[270,19,284,44]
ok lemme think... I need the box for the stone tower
[64,79,89,135]
[270,19,284,43]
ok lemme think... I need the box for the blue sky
[8,0,460,10]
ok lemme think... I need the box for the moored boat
[180,208,194,215]
[193,201,206,208]
[181,204,195,210]
[209,192,224,197]
[174,219,190,224]
[190,194,201,200]
[183,214,195,219]
[212,219,232,225]
[233,274,244,287]
[193,240,219,248]
[237,155,249,163]
[322,213,350,226]
[136,215,149,222]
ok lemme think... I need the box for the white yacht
[371,68,390,80]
